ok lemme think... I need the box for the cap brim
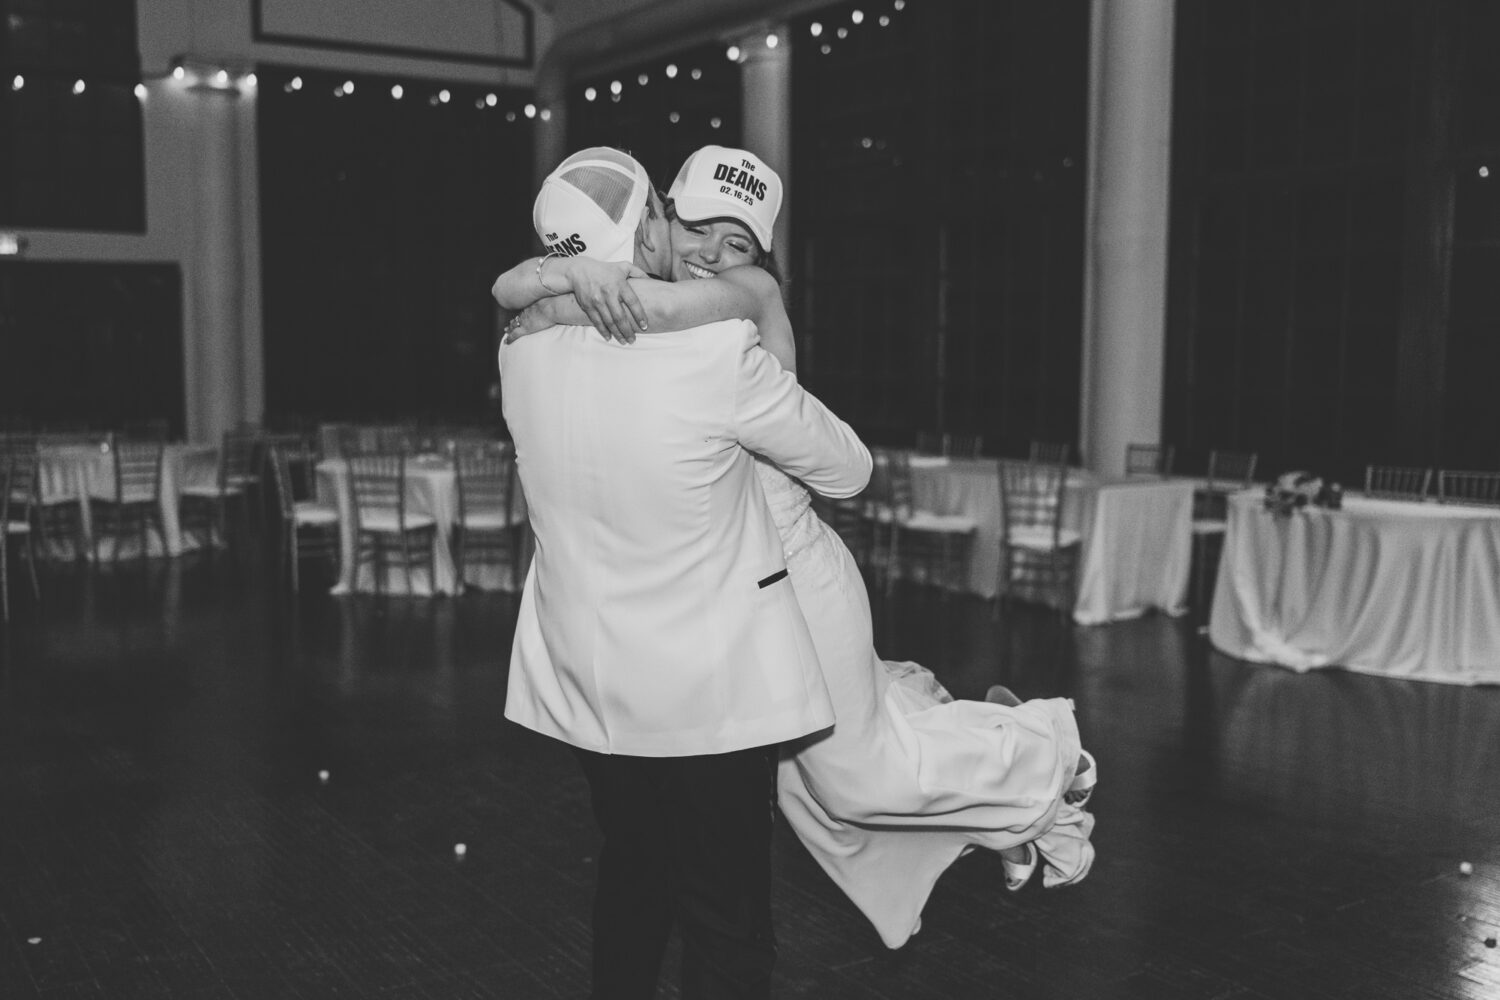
[671,194,772,252]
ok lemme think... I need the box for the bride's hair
[663,196,783,285]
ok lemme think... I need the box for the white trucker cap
[667,145,782,252]
[532,147,652,264]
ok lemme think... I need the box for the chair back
[999,458,1069,539]
[883,448,916,518]
[1028,440,1071,466]
[914,431,944,455]
[4,449,38,526]
[1125,443,1174,477]
[454,441,516,524]
[1364,465,1432,501]
[348,453,407,527]
[1437,470,1500,506]
[1206,450,1258,491]
[269,440,320,520]
[944,433,983,458]
[111,437,163,503]
[221,430,260,488]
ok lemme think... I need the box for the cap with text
[667,145,782,253]
[532,147,651,264]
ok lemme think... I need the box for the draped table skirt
[36,443,219,558]
[902,457,1194,625]
[1208,493,1500,685]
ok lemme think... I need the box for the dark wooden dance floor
[2,551,1498,999]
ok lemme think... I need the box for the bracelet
[536,252,564,294]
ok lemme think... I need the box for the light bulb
[669,111,680,123]
[173,66,185,81]
[710,116,722,129]
[666,64,678,79]
[691,68,703,80]
[610,79,622,95]
[524,103,536,118]
[852,10,864,25]
[486,93,497,107]
[811,22,823,37]
[72,79,86,95]
[766,34,779,49]
[637,73,648,86]
[290,76,302,90]
[391,84,403,99]
[343,80,354,94]
[439,89,450,103]
[584,86,597,101]
[134,83,146,99]
[726,45,741,61]
[214,70,228,86]
[244,73,257,88]
[10,75,22,91]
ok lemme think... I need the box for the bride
[494,144,1096,949]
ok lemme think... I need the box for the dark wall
[0,0,144,231]
[0,261,183,432]
[257,65,536,426]
[1167,0,1500,482]
[790,0,1089,455]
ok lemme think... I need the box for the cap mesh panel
[555,149,640,224]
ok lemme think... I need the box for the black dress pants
[571,742,780,1000]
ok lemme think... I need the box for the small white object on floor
[27,938,40,945]
[1460,861,1474,876]
[318,769,330,784]
[454,843,467,858]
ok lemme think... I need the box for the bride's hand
[557,257,649,343]
[505,301,558,342]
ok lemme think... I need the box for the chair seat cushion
[897,511,978,534]
[1191,518,1227,535]
[1007,525,1082,551]
[181,484,245,499]
[293,502,339,526]
[358,509,435,532]
[462,508,526,530]
[5,519,30,534]
[100,489,158,505]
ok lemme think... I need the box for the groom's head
[532,147,671,277]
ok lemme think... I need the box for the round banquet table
[1208,492,1500,685]
[317,456,528,596]
[35,442,220,559]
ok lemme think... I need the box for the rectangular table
[1209,492,1500,685]
[903,457,1195,625]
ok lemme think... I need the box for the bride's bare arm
[491,255,648,341]
[514,266,798,374]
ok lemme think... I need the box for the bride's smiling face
[671,217,760,281]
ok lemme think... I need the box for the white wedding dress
[757,460,1096,949]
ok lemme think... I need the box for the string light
[666,64,678,79]
[726,45,741,61]
[1481,166,1491,179]
[486,93,497,107]
[289,75,302,91]
[766,33,779,49]
[894,0,905,9]
[669,111,680,123]
[438,88,450,103]
[837,27,848,39]
[879,15,890,26]
[391,84,403,99]
[852,10,864,24]
[710,116,722,129]
[610,79,623,95]
[523,103,536,118]
[72,79,86,95]
[810,22,823,37]
[214,69,229,86]
[691,68,703,80]
[506,111,517,121]
[584,86,597,101]
[244,72,257,88]
[539,108,552,121]
[10,75,21,91]
[637,73,648,86]
[343,80,355,94]
[173,66,186,81]
[820,43,832,54]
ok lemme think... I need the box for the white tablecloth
[36,443,219,558]
[902,457,1195,625]
[317,456,527,596]
[1209,493,1500,685]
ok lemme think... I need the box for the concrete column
[738,27,792,261]
[187,84,245,445]
[1080,0,1175,475]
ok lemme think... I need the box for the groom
[497,148,871,998]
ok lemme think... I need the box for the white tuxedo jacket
[499,319,871,757]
